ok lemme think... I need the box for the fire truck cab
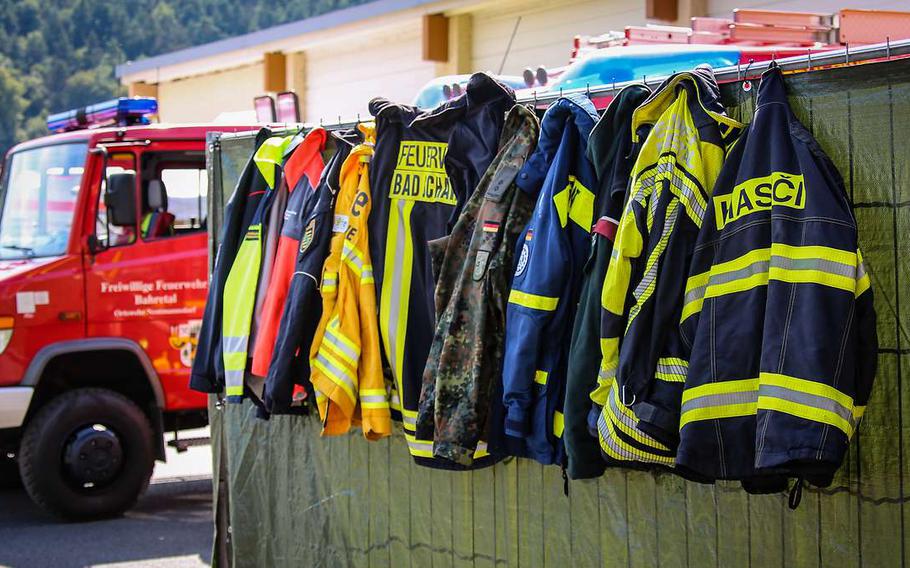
[0,98,247,519]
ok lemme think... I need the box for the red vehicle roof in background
[7,123,262,155]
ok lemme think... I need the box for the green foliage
[0,0,369,155]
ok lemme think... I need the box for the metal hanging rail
[216,37,910,137]
[215,125,301,144]
[520,37,910,106]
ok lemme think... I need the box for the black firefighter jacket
[368,73,515,468]
[674,66,877,488]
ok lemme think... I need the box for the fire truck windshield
[0,142,86,260]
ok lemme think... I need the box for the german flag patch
[482,220,500,233]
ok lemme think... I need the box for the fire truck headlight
[0,317,13,354]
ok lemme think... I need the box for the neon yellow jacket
[310,124,391,440]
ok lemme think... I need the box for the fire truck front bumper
[0,387,33,429]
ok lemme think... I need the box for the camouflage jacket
[415,105,540,467]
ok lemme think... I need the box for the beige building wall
[127,0,662,123]
[470,0,646,76]
[156,63,264,123]
[302,21,437,123]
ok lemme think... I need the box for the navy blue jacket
[501,95,599,465]
[263,130,360,415]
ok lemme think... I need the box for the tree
[0,0,373,156]
[0,65,25,156]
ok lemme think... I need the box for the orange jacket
[309,124,390,439]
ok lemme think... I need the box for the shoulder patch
[515,242,530,277]
[473,250,491,281]
[333,214,350,233]
[300,218,316,253]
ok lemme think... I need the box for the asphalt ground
[0,428,213,568]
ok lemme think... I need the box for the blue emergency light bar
[47,97,158,133]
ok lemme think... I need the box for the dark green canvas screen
[205,56,910,568]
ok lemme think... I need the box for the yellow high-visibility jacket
[594,69,742,466]
[310,124,391,440]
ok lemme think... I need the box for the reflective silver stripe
[771,256,856,278]
[631,202,679,306]
[708,259,769,288]
[314,353,356,393]
[668,165,706,220]
[656,359,687,374]
[655,359,688,382]
[361,268,374,281]
[758,384,856,426]
[684,282,707,307]
[606,386,670,451]
[597,410,644,462]
[385,199,409,382]
[648,173,661,229]
[225,369,245,388]
[607,387,639,433]
[323,326,360,362]
[632,171,655,207]
[598,366,616,382]
[360,394,388,405]
[680,391,758,415]
[857,260,867,280]
[402,414,416,427]
[342,242,368,274]
[597,411,634,460]
[598,406,674,464]
[222,335,248,354]
[407,438,433,454]
[342,250,364,274]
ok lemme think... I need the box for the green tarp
[206,56,910,567]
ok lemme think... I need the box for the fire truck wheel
[18,388,155,520]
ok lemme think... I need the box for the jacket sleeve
[501,203,569,438]
[852,248,878,429]
[262,249,322,414]
[358,247,391,440]
[190,160,253,393]
[589,202,644,407]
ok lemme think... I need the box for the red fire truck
[0,98,248,519]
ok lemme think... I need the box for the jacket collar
[631,66,742,142]
[587,84,650,181]
[516,94,599,195]
[283,127,328,191]
[755,65,789,108]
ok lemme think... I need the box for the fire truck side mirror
[86,234,105,254]
[105,172,138,227]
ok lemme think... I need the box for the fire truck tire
[18,388,155,520]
